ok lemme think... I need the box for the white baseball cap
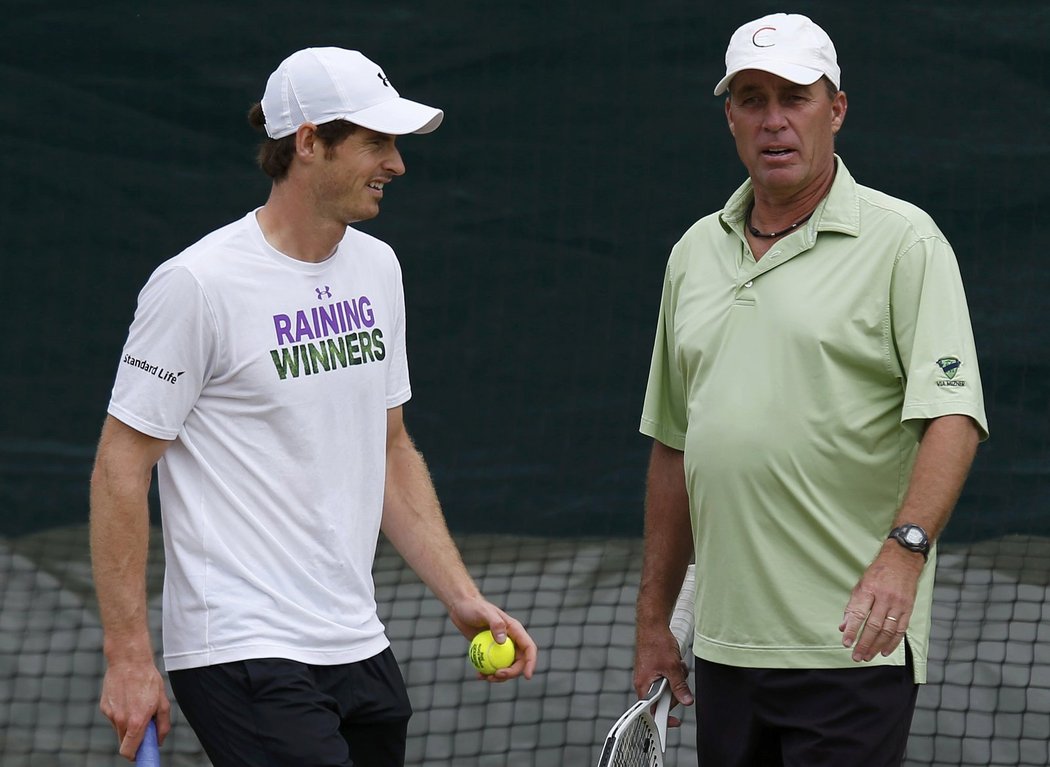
[713,13,840,96]
[261,47,443,139]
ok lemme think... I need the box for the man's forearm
[89,417,168,662]
[841,415,981,660]
[91,461,154,661]
[381,431,481,609]
[892,414,980,543]
[637,440,693,628]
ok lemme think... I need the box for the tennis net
[2,525,1047,766]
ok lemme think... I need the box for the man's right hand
[99,656,171,761]
[633,626,694,724]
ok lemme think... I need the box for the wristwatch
[888,524,930,560]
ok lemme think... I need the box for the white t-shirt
[109,211,411,670]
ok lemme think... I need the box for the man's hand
[99,655,171,761]
[633,626,694,725]
[839,541,925,662]
[448,596,538,682]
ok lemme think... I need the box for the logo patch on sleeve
[935,356,966,387]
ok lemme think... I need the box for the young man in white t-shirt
[90,48,538,766]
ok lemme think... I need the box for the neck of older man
[745,160,837,261]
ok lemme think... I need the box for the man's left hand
[839,541,925,662]
[449,597,539,682]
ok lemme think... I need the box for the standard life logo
[269,292,386,381]
[122,354,185,385]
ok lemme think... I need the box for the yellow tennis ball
[468,630,516,675]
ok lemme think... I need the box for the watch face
[904,528,925,545]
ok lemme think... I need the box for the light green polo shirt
[640,158,988,683]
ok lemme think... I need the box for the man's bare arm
[90,415,173,759]
[841,414,981,661]
[634,440,694,708]
[380,406,537,681]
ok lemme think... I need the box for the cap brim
[713,62,825,96]
[339,97,444,135]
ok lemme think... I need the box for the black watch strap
[888,524,930,560]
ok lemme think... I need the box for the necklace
[745,203,813,239]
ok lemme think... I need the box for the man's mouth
[367,181,385,191]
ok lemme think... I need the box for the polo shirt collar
[719,155,862,239]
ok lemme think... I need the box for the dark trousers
[169,648,412,767]
[695,652,919,766]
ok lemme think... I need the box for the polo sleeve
[639,258,689,450]
[107,265,216,440]
[889,235,989,441]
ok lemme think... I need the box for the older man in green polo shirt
[633,13,988,766]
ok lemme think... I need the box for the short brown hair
[247,103,359,182]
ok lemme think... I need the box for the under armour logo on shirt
[316,286,332,300]
[377,72,390,87]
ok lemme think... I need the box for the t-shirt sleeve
[384,258,411,409]
[107,265,217,440]
[639,258,688,450]
[890,235,989,441]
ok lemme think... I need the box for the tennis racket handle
[135,720,160,766]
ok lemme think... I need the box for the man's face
[725,70,846,201]
[314,127,406,224]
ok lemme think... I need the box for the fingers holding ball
[468,630,516,675]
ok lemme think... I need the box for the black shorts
[169,648,413,767]
[695,650,919,766]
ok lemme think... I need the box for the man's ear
[295,122,320,159]
[831,91,848,135]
